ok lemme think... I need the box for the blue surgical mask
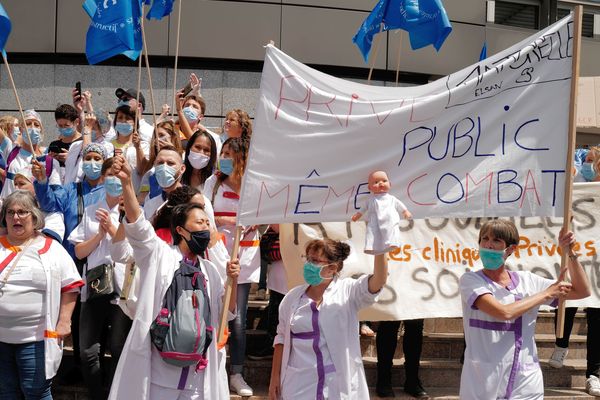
[117,99,130,108]
[11,127,20,141]
[479,247,507,270]
[24,128,41,146]
[82,161,102,180]
[182,106,199,123]
[303,262,333,286]
[104,176,123,197]
[58,126,75,137]
[580,162,597,182]
[115,122,133,136]
[154,163,179,188]
[219,158,234,176]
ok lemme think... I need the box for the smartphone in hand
[48,144,62,154]
[75,81,82,98]
[182,82,193,97]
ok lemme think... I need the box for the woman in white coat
[269,239,388,400]
[107,154,240,400]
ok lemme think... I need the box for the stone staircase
[53,301,594,399]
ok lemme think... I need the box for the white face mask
[187,151,210,170]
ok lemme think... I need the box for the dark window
[557,8,595,38]
[495,1,540,30]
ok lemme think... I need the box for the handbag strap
[76,181,84,225]
[0,237,35,288]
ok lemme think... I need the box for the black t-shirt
[48,138,82,167]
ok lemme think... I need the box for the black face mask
[181,228,211,256]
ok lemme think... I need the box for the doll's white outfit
[359,193,407,255]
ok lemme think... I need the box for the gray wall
[3,0,599,74]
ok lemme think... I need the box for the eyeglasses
[6,210,32,219]
[301,255,331,265]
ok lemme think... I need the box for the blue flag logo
[146,0,175,20]
[0,3,12,58]
[353,0,452,63]
[84,0,142,64]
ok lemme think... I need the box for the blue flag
[353,0,452,63]
[84,0,142,64]
[479,41,487,61]
[0,3,11,58]
[82,0,96,18]
[146,0,175,20]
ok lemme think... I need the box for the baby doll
[352,170,412,255]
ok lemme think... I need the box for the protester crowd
[0,72,597,400]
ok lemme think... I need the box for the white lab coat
[108,214,232,400]
[459,269,556,400]
[275,275,378,399]
[3,236,83,379]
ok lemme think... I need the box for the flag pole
[170,0,183,117]
[2,53,32,148]
[140,11,159,156]
[557,5,582,339]
[218,226,242,344]
[394,31,403,86]
[134,4,144,139]
[367,23,384,84]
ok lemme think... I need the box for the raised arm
[368,253,388,294]
[112,155,141,223]
[474,286,563,321]
[176,90,194,140]
[560,228,591,300]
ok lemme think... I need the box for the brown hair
[0,115,16,137]
[145,120,183,173]
[184,95,206,116]
[226,109,252,139]
[101,157,116,176]
[478,219,520,247]
[305,238,351,272]
[217,137,248,184]
[588,146,600,172]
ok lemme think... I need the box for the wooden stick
[2,53,31,147]
[170,0,183,117]
[395,31,403,86]
[218,226,242,344]
[140,12,159,156]
[557,5,582,339]
[367,23,384,84]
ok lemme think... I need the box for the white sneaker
[230,373,253,396]
[587,375,600,397]
[548,345,568,368]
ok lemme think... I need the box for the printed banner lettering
[280,183,600,320]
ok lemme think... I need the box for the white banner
[280,183,600,321]
[239,15,575,225]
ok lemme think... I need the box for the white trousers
[149,383,205,400]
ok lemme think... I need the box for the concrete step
[424,311,588,335]
[358,331,589,361]
[53,354,593,399]
[52,385,596,400]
